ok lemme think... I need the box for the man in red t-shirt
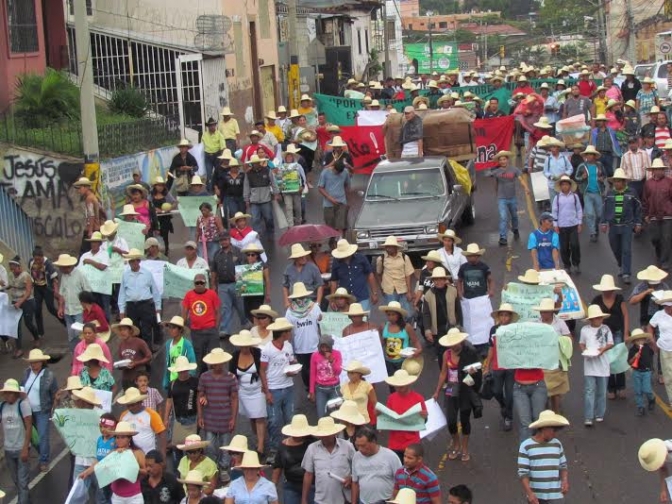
[385,370,428,459]
[181,273,221,372]
[577,70,597,97]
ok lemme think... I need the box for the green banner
[53,408,102,458]
[313,94,413,126]
[319,312,350,338]
[502,282,555,322]
[163,263,209,299]
[114,219,146,251]
[235,263,264,297]
[108,252,125,284]
[78,264,113,295]
[404,42,458,73]
[95,449,139,488]
[178,196,218,227]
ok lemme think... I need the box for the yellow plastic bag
[449,160,472,195]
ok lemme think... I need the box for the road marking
[523,174,540,228]
[8,447,69,504]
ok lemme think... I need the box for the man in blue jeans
[0,378,32,504]
[527,213,561,271]
[260,318,298,464]
[487,150,530,246]
[209,231,245,337]
[243,154,279,235]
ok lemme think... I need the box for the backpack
[0,399,40,449]
[378,251,408,277]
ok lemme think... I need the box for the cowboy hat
[532,297,558,312]
[152,176,167,185]
[402,355,424,376]
[64,375,83,391]
[168,355,198,373]
[554,175,577,192]
[593,274,621,291]
[629,328,650,342]
[518,268,541,284]
[461,243,485,256]
[529,409,570,429]
[330,400,366,426]
[581,145,601,157]
[190,175,205,186]
[547,138,566,148]
[116,387,148,405]
[343,360,371,376]
[288,243,311,259]
[439,328,469,347]
[663,139,672,151]
[370,100,381,107]
[655,290,672,305]
[230,331,262,347]
[344,303,369,317]
[539,82,550,89]
[288,282,313,299]
[218,149,233,160]
[382,236,403,248]
[76,343,109,363]
[178,469,208,486]
[221,434,249,452]
[649,158,667,170]
[177,434,210,451]
[119,204,140,217]
[438,229,462,244]
[288,108,301,118]
[608,168,630,183]
[379,301,408,318]
[585,304,610,320]
[624,99,637,109]
[241,243,264,255]
[85,231,104,242]
[533,117,553,129]
[491,303,520,322]
[220,107,234,116]
[235,451,267,469]
[111,318,141,339]
[250,305,279,319]
[594,114,608,121]
[229,211,252,223]
[0,379,25,395]
[420,250,444,264]
[177,138,193,148]
[429,267,449,279]
[284,144,301,156]
[388,488,417,504]
[300,94,313,102]
[73,177,92,187]
[436,95,452,105]
[205,117,217,126]
[267,317,294,332]
[346,78,358,86]
[72,386,102,406]
[637,265,669,283]
[640,439,670,472]
[605,99,620,110]
[517,75,528,82]
[385,369,418,387]
[265,110,277,120]
[282,414,314,437]
[325,287,356,303]
[53,254,78,267]
[329,136,347,148]
[642,77,656,84]
[277,105,288,113]
[144,237,160,249]
[121,248,144,261]
[202,348,233,365]
[248,130,262,138]
[332,239,358,259]
[125,184,148,197]
[312,416,346,437]
[163,316,185,329]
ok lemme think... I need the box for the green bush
[13,69,80,127]
[109,86,149,118]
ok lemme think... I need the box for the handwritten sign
[114,219,146,251]
[375,402,425,431]
[313,93,413,126]
[235,263,264,297]
[0,292,22,338]
[333,330,387,384]
[496,322,559,370]
[78,264,113,295]
[177,196,218,227]
[502,282,555,322]
[319,312,350,337]
[53,408,103,458]
[163,263,209,299]
[95,449,139,488]
[460,295,494,346]
[108,252,126,284]
[420,398,447,440]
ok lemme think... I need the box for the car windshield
[635,65,654,79]
[365,168,445,201]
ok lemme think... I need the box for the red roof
[459,23,526,37]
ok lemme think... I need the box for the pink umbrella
[278,224,341,246]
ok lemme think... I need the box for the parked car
[634,61,672,95]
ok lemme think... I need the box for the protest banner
[404,42,459,73]
[502,282,555,322]
[94,449,140,488]
[473,116,516,170]
[538,270,585,319]
[375,402,425,431]
[0,292,22,338]
[164,263,209,299]
[338,126,385,174]
[420,398,447,440]
[177,196,218,227]
[114,219,146,251]
[356,110,389,127]
[460,295,494,345]
[53,408,103,458]
[108,252,126,284]
[77,264,113,295]
[134,260,166,297]
[235,263,264,297]
[313,93,413,126]
[319,312,350,338]
[495,322,559,370]
[333,329,387,384]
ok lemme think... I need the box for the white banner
[530,171,550,202]
[460,295,494,346]
[356,110,390,126]
[333,329,387,384]
[0,292,22,338]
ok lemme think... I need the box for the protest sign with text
[502,282,555,322]
[95,449,140,488]
[78,264,113,295]
[319,312,350,338]
[163,263,209,299]
[474,116,516,170]
[53,408,103,458]
[338,126,385,174]
[177,196,218,227]
[114,219,146,251]
[495,322,559,370]
[333,330,387,384]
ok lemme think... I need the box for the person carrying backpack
[551,176,584,274]
[0,378,33,504]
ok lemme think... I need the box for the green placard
[114,219,146,251]
[235,263,264,297]
[177,196,218,227]
[163,263,209,299]
[403,42,459,73]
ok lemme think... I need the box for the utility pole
[427,10,434,73]
[73,0,100,185]
[596,0,608,64]
[383,2,390,77]
[288,0,300,108]
[625,0,636,65]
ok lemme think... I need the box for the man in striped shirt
[392,444,441,504]
[620,136,650,200]
[518,410,570,504]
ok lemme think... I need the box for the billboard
[404,42,458,73]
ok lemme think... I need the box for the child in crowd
[628,328,657,416]
[551,175,583,273]
[113,318,152,390]
[195,202,222,261]
[96,413,117,504]
[309,335,343,419]
[137,370,164,415]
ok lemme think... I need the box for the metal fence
[0,188,35,263]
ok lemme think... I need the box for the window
[357,28,362,55]
[6,0,39,53]
[408,24,413,30]
[68,0,93,16]
[365,29,369,54]
[387,21,396,41]
[439,21,447,29]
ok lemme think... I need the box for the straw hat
[64,375,83,391]
[250,305,279,319]
[439,327,468,347]
[221,107,234,116]
[664,139,672,151]
[221,434,249,452]
[637,265,668,283]
[332,239,358,259]
[178,469,208,486]
[202,348,233,365]
[162,316,185,329]
[554,174,577,192]
[125,184,148,197]
[116,387,148,405]
[330,400,366,426]
[629,328,650,342]
[144,237,160,249]
[547,138,566,148]
[177,139,193,148]
[343,360,371,376]
[111,317,140,336]
[420,250,444,264]
[379,301,408,317]
[592,274,621,291]
[388,488,417,504]
[288,108,301,118]
[241,243,264,255]
[277,105,288,113]
[235,451,267,469]
[625,99,637,109]
[86,231,104,242]
[288,282,313,299]
[98,220,119,237]
[152,176,167,186]
[655,290,672,305]
[230,331,262,347]
[539,82,550,89]
[438,229,462,244]
[518,268,540,284]
[190,175,205,186]
[76,343,109,363]
[580,145,601,157]
[382,236,403,248]
[267,317,294,332]
[518,75,528,82]
[529,410,570,429]
[119,204,140,217]
[430,267,449,279]
[265,111,278,120]
[462,243,485,256]
[385,369,418,387]
[605,99,620,110]
[24,348,51,362]
[402,355,425,376]
[288,243,311,259]
[326,287,356,303]
[649,158,667,170]
[72,386,102,406]
[284,144,301,157]
[639,439,669,472]
[491,303,520,322]
[532,298,557,312]
[53,254,78,267]
[218,149,233,160]
[249,130,262,138]
[177,434,210,451]
[642,77,656,84]
[73,177,93,187]
[168,355,198,373]
[494,150,514,159]
[229,211,252,223]
[585,304,610,320]
[533,117,553,129]
[282,414,314,437]
[0,379,25,395]
[344,303,369,316]
[331,136,347,148]
[312,416,346,437]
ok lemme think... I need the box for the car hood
[354,199,444,228]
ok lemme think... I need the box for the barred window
[6,0,39,53]
[67,0,93,16]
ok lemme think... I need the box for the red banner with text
[473,116,515,170]
[338,126,386,174]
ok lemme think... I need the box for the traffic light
[499,45,505,58]
[550,43,559,55]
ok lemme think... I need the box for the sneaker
[513,230,520,240]
[590,234,598,242]
[636,407,646,417]
[595,417,604,423]
[622,275,631,285]
[573,265,581,274]
[503,418,513,431]
[498,238,508,246]
[584,420,593,427]
[649,397,656,411]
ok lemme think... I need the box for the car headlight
[425,225,439,234]
[356,230,370,239]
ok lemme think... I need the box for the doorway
[249,21,262,119]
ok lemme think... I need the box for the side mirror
[453,184,463,192]
[357,190,365,197]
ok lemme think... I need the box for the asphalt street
[1,166,670,503]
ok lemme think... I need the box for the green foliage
[13,69,80,127]
[367,48,383,80]
[109,86,149,118]
[535,0,596,36]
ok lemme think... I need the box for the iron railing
[0,187,35,262]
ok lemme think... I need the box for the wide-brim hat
[326,287,356,303]
[605,99,620,110]
[86,231,104,242]
[230,330,262,347]
[111,317,140,336]
[53,254,78,267]
[116,387,148,405]
[421,250,444,264]
[152,176,167,186]
[0,378,25,395]
[582,146,602,157]
[637,265,669,283]
[382,236,402,248]
[593,274,621,291]
[429,266,449,279]
[177,434,210,451]
[630,328,650,342]
[72,386,102,406]
[168,355,198,373]
[282,414,314,437]
[250,305,279,319]
[642,77,656,84]
[288,282,313,299]
[639,439,669,471]
[402,355,424,376]
[277,105,288,113]
[494,150,514,159]
[190,175,205,186]
[379,301,408,317]
[554,175,577,192]
[203,348,233,365]
[385,369,418,387]
[64,375,83,391]
[625,99,637,109]
[438,229,462,244]
[241,243,264,255]
[125,184,148,197]
[73,177,93,187]
[655,290,672,305]
[547,138,566,148]
[177,138,193,148]
[462,243,485,256]
[649,158,667,170]
[99,220,119,237]
[532,297,558,312]
[344,303,369,316]
[205,117,217,126]
[388,488,417,504]
[221,434,249,452]
[312,416,346,436]
[331,136,347,148]
[76,343,109,363]
[23,348,51,363]
[332,239,358,259]
[218,149,233,160]
[343,360,371,376]
[288,243,311,259]
[178,469,208,486]
[585,304,611,320]
[229,211,252,223]
[518,268,540,284]
[267,317,294,331]
[119,204,140,217]
[533,118,553,129]
[529,409,570,429]
[439,328,468,347]
[235,451,267,469]
[608,168,630,183]
[491,303,520,322]
[163,315,185,328]
[284,144,301,157]
[220,107,234,116]
[330,400,366,426]
[265,111,277,120]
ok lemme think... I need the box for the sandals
[461,453,471,462]
[448,449,461,460]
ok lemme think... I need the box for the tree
[536,0,596,35]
